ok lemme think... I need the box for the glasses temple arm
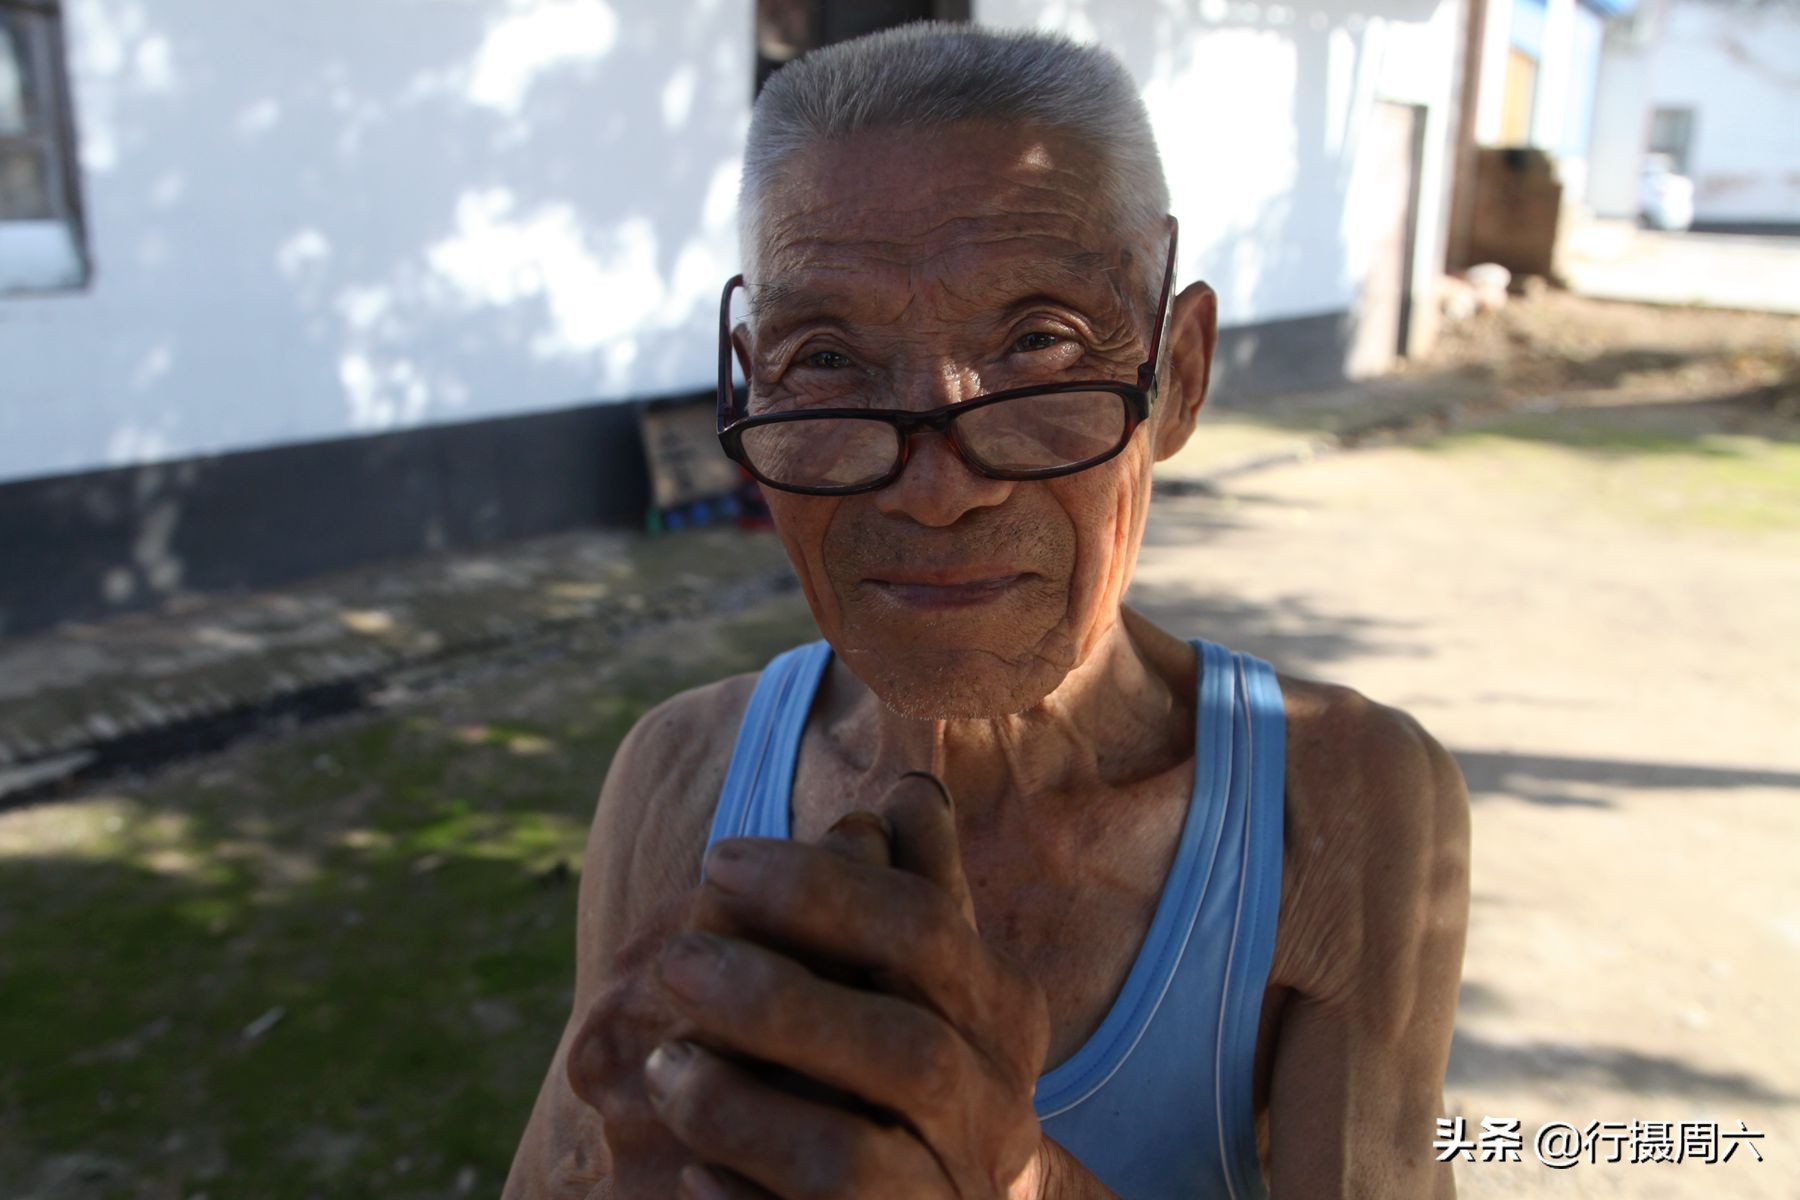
[1139,216,1180,394]
[717,275,745,431]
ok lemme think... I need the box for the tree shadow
[2,0,752,630]
[1456,980,1513,1019]
[1130,485,1430,675]
[0,598,821,1200]
[1128,575,1429,677]
[1447,1029,1798,1108]
[0,783,588,1200]
[1451,749,1800,811]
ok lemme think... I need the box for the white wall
[1474,0,1515,143]
[1649,0,1800,223]
[1586,3,1660,217]
[0,0,752,487]
[1,0,1465,490]
[976,0,1463,335]
[1473,0,1608,158]
[1531,0,1576,150]
[1553,2,1605,201]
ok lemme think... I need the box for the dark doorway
[1349,100,1427,377]
[755,0,971,95]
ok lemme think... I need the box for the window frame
[0,0,90,294]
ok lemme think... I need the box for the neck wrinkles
[829,608,1195,817]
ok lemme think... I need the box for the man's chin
[835,639,1068,721]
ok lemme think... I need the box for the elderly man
[506,23,1468,1200]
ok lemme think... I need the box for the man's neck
[825,607,1198,822]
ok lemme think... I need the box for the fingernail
[658,933,725,1002]
[898,770,953,808]
[703,840,763,893]
[827,810,891,838]
[679,1165,734,1200]
[643,1040,693,1106]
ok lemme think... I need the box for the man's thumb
[879,771,977,930]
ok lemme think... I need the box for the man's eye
[1012,331,1063,353]
[800,349,851,369]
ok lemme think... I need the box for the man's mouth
[862,569,1032,610]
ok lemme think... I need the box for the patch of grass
[1417,414,1800,534]
[0,597,818,1199]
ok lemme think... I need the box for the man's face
[742,123,1195,719]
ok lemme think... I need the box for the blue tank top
[704,638,1286,1200]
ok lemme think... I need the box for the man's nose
[872,429,1014,527]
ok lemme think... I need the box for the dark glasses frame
[715,216,1180,497]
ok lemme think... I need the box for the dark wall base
[1209,308,1355,402]
[2,308,1355,640]
[0,397,653,639]
[1687,221,1800,238]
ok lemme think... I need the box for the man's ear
[1152,281,1219,462]
[730,322,753,384]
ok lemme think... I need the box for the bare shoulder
[502,670,762,1199]
[576,670,760,984]
[1269,673,1471,1011]
[1277,673,1466,820]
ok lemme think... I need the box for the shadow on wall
[0,0,1450,633]
[990,0,1447,394]
[0,0,749,629]
[34,0,1443,453]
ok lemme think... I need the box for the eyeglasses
[715,217,1179,497]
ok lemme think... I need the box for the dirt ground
[2,292,1794,1197]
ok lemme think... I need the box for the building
[1473,0,1626,204]
[1442,0,1633,275]
[1638,0,1800,229]
[1581,0,1800,228]
[0,0,1466,637]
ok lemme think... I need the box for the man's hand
[563,804,912,1196]
[562,881,706,1197]
[641,773,1056,1199]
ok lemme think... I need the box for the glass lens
[954,391,1129,473]
[740,417,900,490]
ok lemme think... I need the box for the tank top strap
[705,640,834,863]
[1213,646,1287,1200]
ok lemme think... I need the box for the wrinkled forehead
[746,125,1138,325]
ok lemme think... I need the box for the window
[1,0,87,293]
[755,0,970,95]
[1647,107,1695,176]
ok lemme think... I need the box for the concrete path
[0,528,793,802]
[1562,220,1800,315]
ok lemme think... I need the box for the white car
[1640,153,1695,232]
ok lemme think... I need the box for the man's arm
[503,678,754,1200]
[1266,690,1472,1198]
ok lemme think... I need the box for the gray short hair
[740,22,1170,294]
